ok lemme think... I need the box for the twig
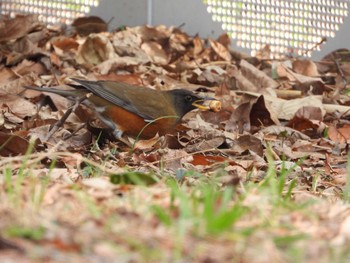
[44,92,92,141]
[63,123,87,141]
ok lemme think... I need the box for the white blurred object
[1,0,349,60]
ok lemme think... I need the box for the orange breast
[103,105,180,139]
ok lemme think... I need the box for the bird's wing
[122,88,178,122]
[71,78,157,120]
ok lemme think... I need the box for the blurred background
[1,0,349,60]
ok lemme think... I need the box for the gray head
[166,89,203,118]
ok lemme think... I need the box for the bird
[24,78,220,140]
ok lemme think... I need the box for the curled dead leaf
[209,38,232,61]
[76,33,116,67]
[72,16,108,36]
[141,41,169,65]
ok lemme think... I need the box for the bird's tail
[23,85,85,98]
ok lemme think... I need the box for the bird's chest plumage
[102,104,180,139]
[88,94,180,139]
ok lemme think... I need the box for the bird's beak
[192,98,222,112]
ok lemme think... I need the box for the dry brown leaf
[250,95,280,131]
[190,154,230,166]
[282,64,323,83]
[0,14,42,42]
[293,81,328,95]
[292,60,320,77]
[52,37,80,53]
[93,56,146,75]
[0,73,37,95]
[192,35,204,56]
[163,149,193,171]
[216,33,231,48]
[270,95,325,121]
[72,16,108,36]
[193,66,226,86]
[13,59,48,76]
[141,41,169,65]
[95,73,143,85]
[186,136,225,153]
[0,131,30,156]
[256,125,311,140]
[82,177,116,191]
[76,33,116,67]
[169,30,190,52]
[328,125,350,144]
[226,101,251,134]
[133,135,160,152]
[295,106,323,121]
[209,38,232,61]
[231,135,263,156]
[288,107,326,136]
[1,95,37,118]
[239,59,279,90]
[135,25,171,42]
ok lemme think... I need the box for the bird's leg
[96,114,132,147]
[112,129,132,147]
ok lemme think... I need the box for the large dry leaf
[250,95,280,130]
[231,134,263,156]
[1,95,37,118]
[76,33,117,67]
[328,124,350,144]
[239,60,279,91]
[0,131,30,156]
[288,106,326,136]
[135,25,171,42]
[72,16,108,36]
[292,60,319,77]
[52,37,80,54]
[192,35,204,56]
[163,149,193,171]
[282,64,323,83]
[209,38,232,61]
[293,80,328,95]
[0,73,37,95]
[216,33,231,48]
[255,125,310,140]
[186,136,225,152]
[0,14,42,42]
[141,41,169,65]
[269,95,325,120]
[226,101,251,134]
[93,56,146,75]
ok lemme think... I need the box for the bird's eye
[185,95,193,102]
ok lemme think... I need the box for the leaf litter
[0,14,349,262]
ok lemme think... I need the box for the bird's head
[167,89,219,118]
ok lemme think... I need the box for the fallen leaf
[72,16,108,36]
[0,131,30,156]
[76,33,117,67]
[292,60,319,77]
[0,14,42,42]
[209,38,232,61]
[239,60,279,92]
[231,135,263,156]
[141,41,169,65]
[250,95,280,131]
